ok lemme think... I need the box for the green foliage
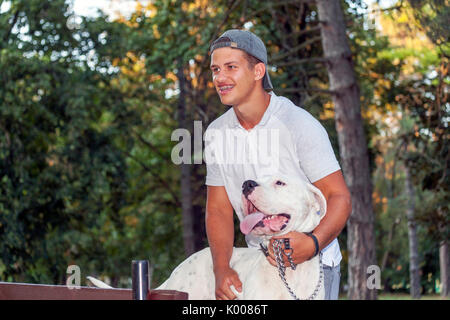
[0,0,183,286]
[407,0,450,55]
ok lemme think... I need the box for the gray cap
[210,29,273,90]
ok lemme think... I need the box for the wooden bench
[0,281,188,300]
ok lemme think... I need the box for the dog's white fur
[156,176,327,300]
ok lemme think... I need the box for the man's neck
[233,89,271,130]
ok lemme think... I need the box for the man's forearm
[313,193,351,250]
[206,208,235,272]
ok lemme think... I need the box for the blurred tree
[316,0,377,300]
[368,0,448,296]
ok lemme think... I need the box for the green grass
[339,293,449,300]
[378,293,448,300]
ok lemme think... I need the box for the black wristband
[303,232,320,259]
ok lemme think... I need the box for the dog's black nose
[242,180,259,197]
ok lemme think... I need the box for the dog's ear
[306,183,327,219]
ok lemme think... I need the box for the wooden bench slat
[0,282,132,300]
[0,282,188,300]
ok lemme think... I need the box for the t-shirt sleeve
[205,161,224,186]
[204,127,225,186]
[294,115,341,183]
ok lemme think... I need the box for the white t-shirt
[204,92,342,267]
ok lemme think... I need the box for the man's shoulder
[272,94,322,130]
[205,108,235,131]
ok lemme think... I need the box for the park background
[0,0,448,299]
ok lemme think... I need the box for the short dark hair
[242,51,263,69]
[212,36,263,70]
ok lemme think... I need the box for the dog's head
[240,176,326,237]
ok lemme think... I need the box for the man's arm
[267,170,352,265]
[311,170,352,252]
[206,185,243,299]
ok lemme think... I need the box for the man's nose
[213,71,226,84]
[242,180,259,197]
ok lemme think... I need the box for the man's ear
[254,62,265,81]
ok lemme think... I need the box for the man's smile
[217,84,235,95]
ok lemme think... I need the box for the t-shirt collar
[230,91,277,129]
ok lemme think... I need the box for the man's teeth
[220,85,233,90]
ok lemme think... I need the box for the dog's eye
[275,180,285,186]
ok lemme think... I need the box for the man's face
[210,47,258,106]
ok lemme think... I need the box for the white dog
[156,176,327,300]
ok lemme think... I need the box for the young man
[204,29,352,300]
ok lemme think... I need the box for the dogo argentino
[157,176,327,300]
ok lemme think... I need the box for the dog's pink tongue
[240,212,265,235]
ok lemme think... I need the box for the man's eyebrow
[210,61,240,68]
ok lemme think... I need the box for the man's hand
[266,231,316,267]
[213,266,243,300]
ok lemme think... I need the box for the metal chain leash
[282,238,296,270]
[272,239,324,300]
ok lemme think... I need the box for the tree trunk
[177,60,195,257]
[438,206,449,297]
[439,239,449,297]
[316,0,377,300]
[381,216,400,272]
[404,165,421,299]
